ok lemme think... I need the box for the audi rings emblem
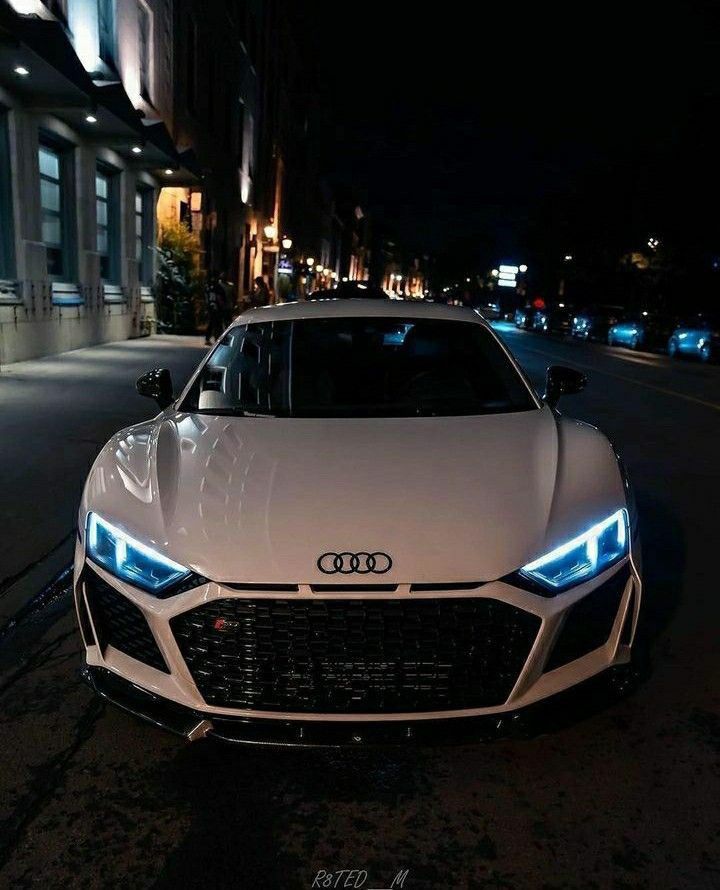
[317,551,393,575]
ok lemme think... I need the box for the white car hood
[81,405,625,584]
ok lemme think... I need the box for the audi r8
[74,299,641,744]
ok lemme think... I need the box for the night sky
[294,2,715,274]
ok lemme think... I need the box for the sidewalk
[0,335,206,624]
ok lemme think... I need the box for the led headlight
[519,509,628,592]
[86,512,191,594]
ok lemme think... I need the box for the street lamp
[316,265,324,272]
[264,222,278,241]
[306,257,315,267]
[281,236,293,250]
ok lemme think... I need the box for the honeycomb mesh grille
[84,570,169,673]
[171,597,540,713]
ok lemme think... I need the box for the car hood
[81,406,625,584]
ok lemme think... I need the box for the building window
[96,166,119,282]
[135,188,153,284]
[187,17,198,115]
[0,109,15,280]
[39,144,68,278]
[98,0,116,67]
[138,1,152,102]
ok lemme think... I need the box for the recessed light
[14,66,30,77]
[85,114,98,123]
[164,168,173,175]
[131,145,143,154]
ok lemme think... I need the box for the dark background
[291,2,718,305]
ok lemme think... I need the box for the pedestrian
[204,271,227,345]
[251,275,271,308]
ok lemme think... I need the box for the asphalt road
[1,325,719,890]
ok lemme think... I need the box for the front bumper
[74,541,641,743]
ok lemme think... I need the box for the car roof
[234,298,487,326]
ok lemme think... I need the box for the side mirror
[544,365,586,408]
[136,367,174,409]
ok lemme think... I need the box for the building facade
[0,0,195,364]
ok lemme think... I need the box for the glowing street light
[264,222,278,240]
[316,264,324,272]
[564,254,573,262]
[281,236,293,250]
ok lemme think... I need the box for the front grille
[84,569,169,673]
[171,597,540,713]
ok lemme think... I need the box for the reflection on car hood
[80,406,624,584]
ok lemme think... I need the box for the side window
[96,165,119,282]
[0,109,15,279]
[39,142,74,279]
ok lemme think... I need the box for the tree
[154,220,204,333]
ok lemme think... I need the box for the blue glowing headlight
[86,512,190,593]
[519,509,628,592]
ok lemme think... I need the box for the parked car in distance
[667,314,719,362]
[533,304,575,336]
[572,306,624,341]
[607,313,678,352]
[514,307,535,330]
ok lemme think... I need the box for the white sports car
[74,299,641,743]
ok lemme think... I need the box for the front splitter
[81,663,643,747]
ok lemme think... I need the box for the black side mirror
[136,367,174,409]
[544,365,587,409]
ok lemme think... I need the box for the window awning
[0,4,199,179]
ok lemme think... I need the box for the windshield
[181,317,536,418]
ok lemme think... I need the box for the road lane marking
[516,344,720,412]
[611,352,664,367]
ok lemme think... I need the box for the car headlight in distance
[86,512,191,594]
[519,509,628,592]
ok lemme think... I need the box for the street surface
[1,324,719,889]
